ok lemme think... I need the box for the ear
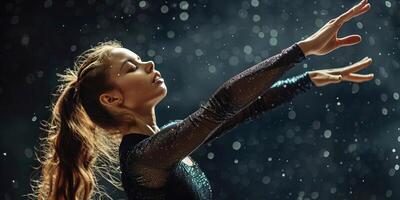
[99,91,123,107]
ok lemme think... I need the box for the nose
[145,60,155,73]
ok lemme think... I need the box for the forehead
[109,47,140,61]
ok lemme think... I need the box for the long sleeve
[124,43,307,170]
[202,71,316,144]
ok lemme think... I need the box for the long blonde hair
[28,40,129,199]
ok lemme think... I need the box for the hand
[307,56,374,87]
[297,0,371,56]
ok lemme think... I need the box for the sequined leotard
[118,43,315,199]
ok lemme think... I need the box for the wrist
[296,40,313,57]
[306,71,319,87]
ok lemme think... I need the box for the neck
[121,104,160,136]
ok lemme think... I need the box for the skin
[298,0,374,86]
[99,0,373,137]
[99,48,166,136]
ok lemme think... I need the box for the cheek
[120,75,153,97]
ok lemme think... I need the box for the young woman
[31,0,374,199]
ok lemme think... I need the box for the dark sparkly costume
[119,43,315,199]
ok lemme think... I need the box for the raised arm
[124,43,306,170]
[202,71,316,144]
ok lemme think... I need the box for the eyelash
[125,58,141,73]
[126,64,137,73]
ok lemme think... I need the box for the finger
[342,0,368,19]
[337,0,370,24]
[349,73,374,79]
[320,57,370,74]
[336,34,362,47]
[344,73,374,82]
[352,3,371,18]
[343,57,373,73]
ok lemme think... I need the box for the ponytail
[28,40,124,200]
[53,82,96,199]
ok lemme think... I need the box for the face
[100,47,167,110]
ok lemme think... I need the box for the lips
[152,71,162,83]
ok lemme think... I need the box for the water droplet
[179,1,189,10]
[262,176,271,184]
[348,143,357,152]
[139,1,148,9]
[207,152,214,159]
[232,141,241,150]
[393,92,399,100]
[352,83,359,94]
[385,1,392,8]
[324,129,332,138]
[388,168,395,176]
[179,12,189,21]
[160,5,169,14]
[251,0,259,7]
[24,148,33,158]
[382,108,388,115]
[323,150,330,157]
[311,192,319,199]
[288,110,296,119]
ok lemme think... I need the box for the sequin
[118,43,312,199]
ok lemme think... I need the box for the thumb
[328,74,342,83]
[336,34,362,47]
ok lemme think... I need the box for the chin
[151,89,167,105]
[159,84,167,95]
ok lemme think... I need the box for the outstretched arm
[201,55,376,144]
[124,43,307,170]
[203,71,316,144]
[124,0,373,170]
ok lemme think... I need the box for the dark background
[1,0,399,199]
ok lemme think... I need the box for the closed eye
[126,65,137,73]
[122,57,142,74]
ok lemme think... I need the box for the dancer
[30,0,373,199]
